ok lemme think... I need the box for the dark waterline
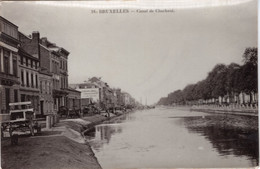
[85,108,258,169]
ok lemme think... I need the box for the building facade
[40,37,70,112]
[0,17,72,115]
[39,73,53,115]
[88,77,113,109]
[114,88,123,107]
[18,46,40,114]
[67,87,81,110]
[20,31,54,116]
[69,82,100,108]
[70,77,128,110]
[0,17,20,114]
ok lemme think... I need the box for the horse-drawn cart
[1,101,41,139]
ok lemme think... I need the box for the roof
[0,16,18,28]
[18,48,39,61]
[39,44,51,51]
[67,87,81,93]
[69,82,99,89]
[41,37,69,56]
[88,77,101,83]
[48,46,60,51]
[19,31,32,40]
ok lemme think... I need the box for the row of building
[0,16,138,116]
[69,77,138,110]
[0,16,79,116]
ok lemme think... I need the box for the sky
[1,0,257,105]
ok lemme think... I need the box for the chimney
[41,37,48,47]
[32,31,40,41]
[31,31,40,59]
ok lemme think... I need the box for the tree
[205,64,228,101]
[183,84,196,102]
[243,47,257,66]
[157,47,258,106]
[157,97,168,105]
[226,63,241,103]
[241,47,258,103]
[194,80,210,101]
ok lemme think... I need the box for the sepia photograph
[0,0,258,168]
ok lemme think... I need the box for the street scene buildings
[0,1,258,169]
[0,16,137,117]
[0,17,20,114]
[70,77,137,111]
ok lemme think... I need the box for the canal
[85,107,258,169]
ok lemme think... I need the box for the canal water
[85,107,258,169]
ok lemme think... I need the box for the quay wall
[190,105,258,116]
[158,105,258,116]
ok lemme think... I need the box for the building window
[42,81,45,92]
[13,58,17,76]
[49,82,51,94]
[65,77,67,88]
[21,70,24,86]
[40,81,42,93]
[36,74,38,88]
[14,89,18,108]
[45,81,48,94]
[61,79,63,89]
[58,79,60,89]
[57,62,59,73]
[55,60,57,73]
[31,73,34,88]
[2,22,18,39]
[51,60,54,72]
[20,56,23,65]
[26,72,29,87]
[21,94,25,102]
[61,77,63,88]
[31,60,34,69]
[5,88,10,112]
[28,59,31,68]
[53,79,55,90]
[63,77,65,88]
[26,58,28,67]
[4,56,9,74]
[23,57,26,65]
[3,49,10,74]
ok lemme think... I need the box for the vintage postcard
[0,0,258,169]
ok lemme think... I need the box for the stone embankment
[191,105,258,116]
[159,104,258,116]
[1,112,127,169]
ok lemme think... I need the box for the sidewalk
[1,113,122,169]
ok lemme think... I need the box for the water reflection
[183,116,258,166]
[86,108,258,168]
[86,124,122,143]
[86,113,134,144]
[86,121,125,151]
[102,113,136,124]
